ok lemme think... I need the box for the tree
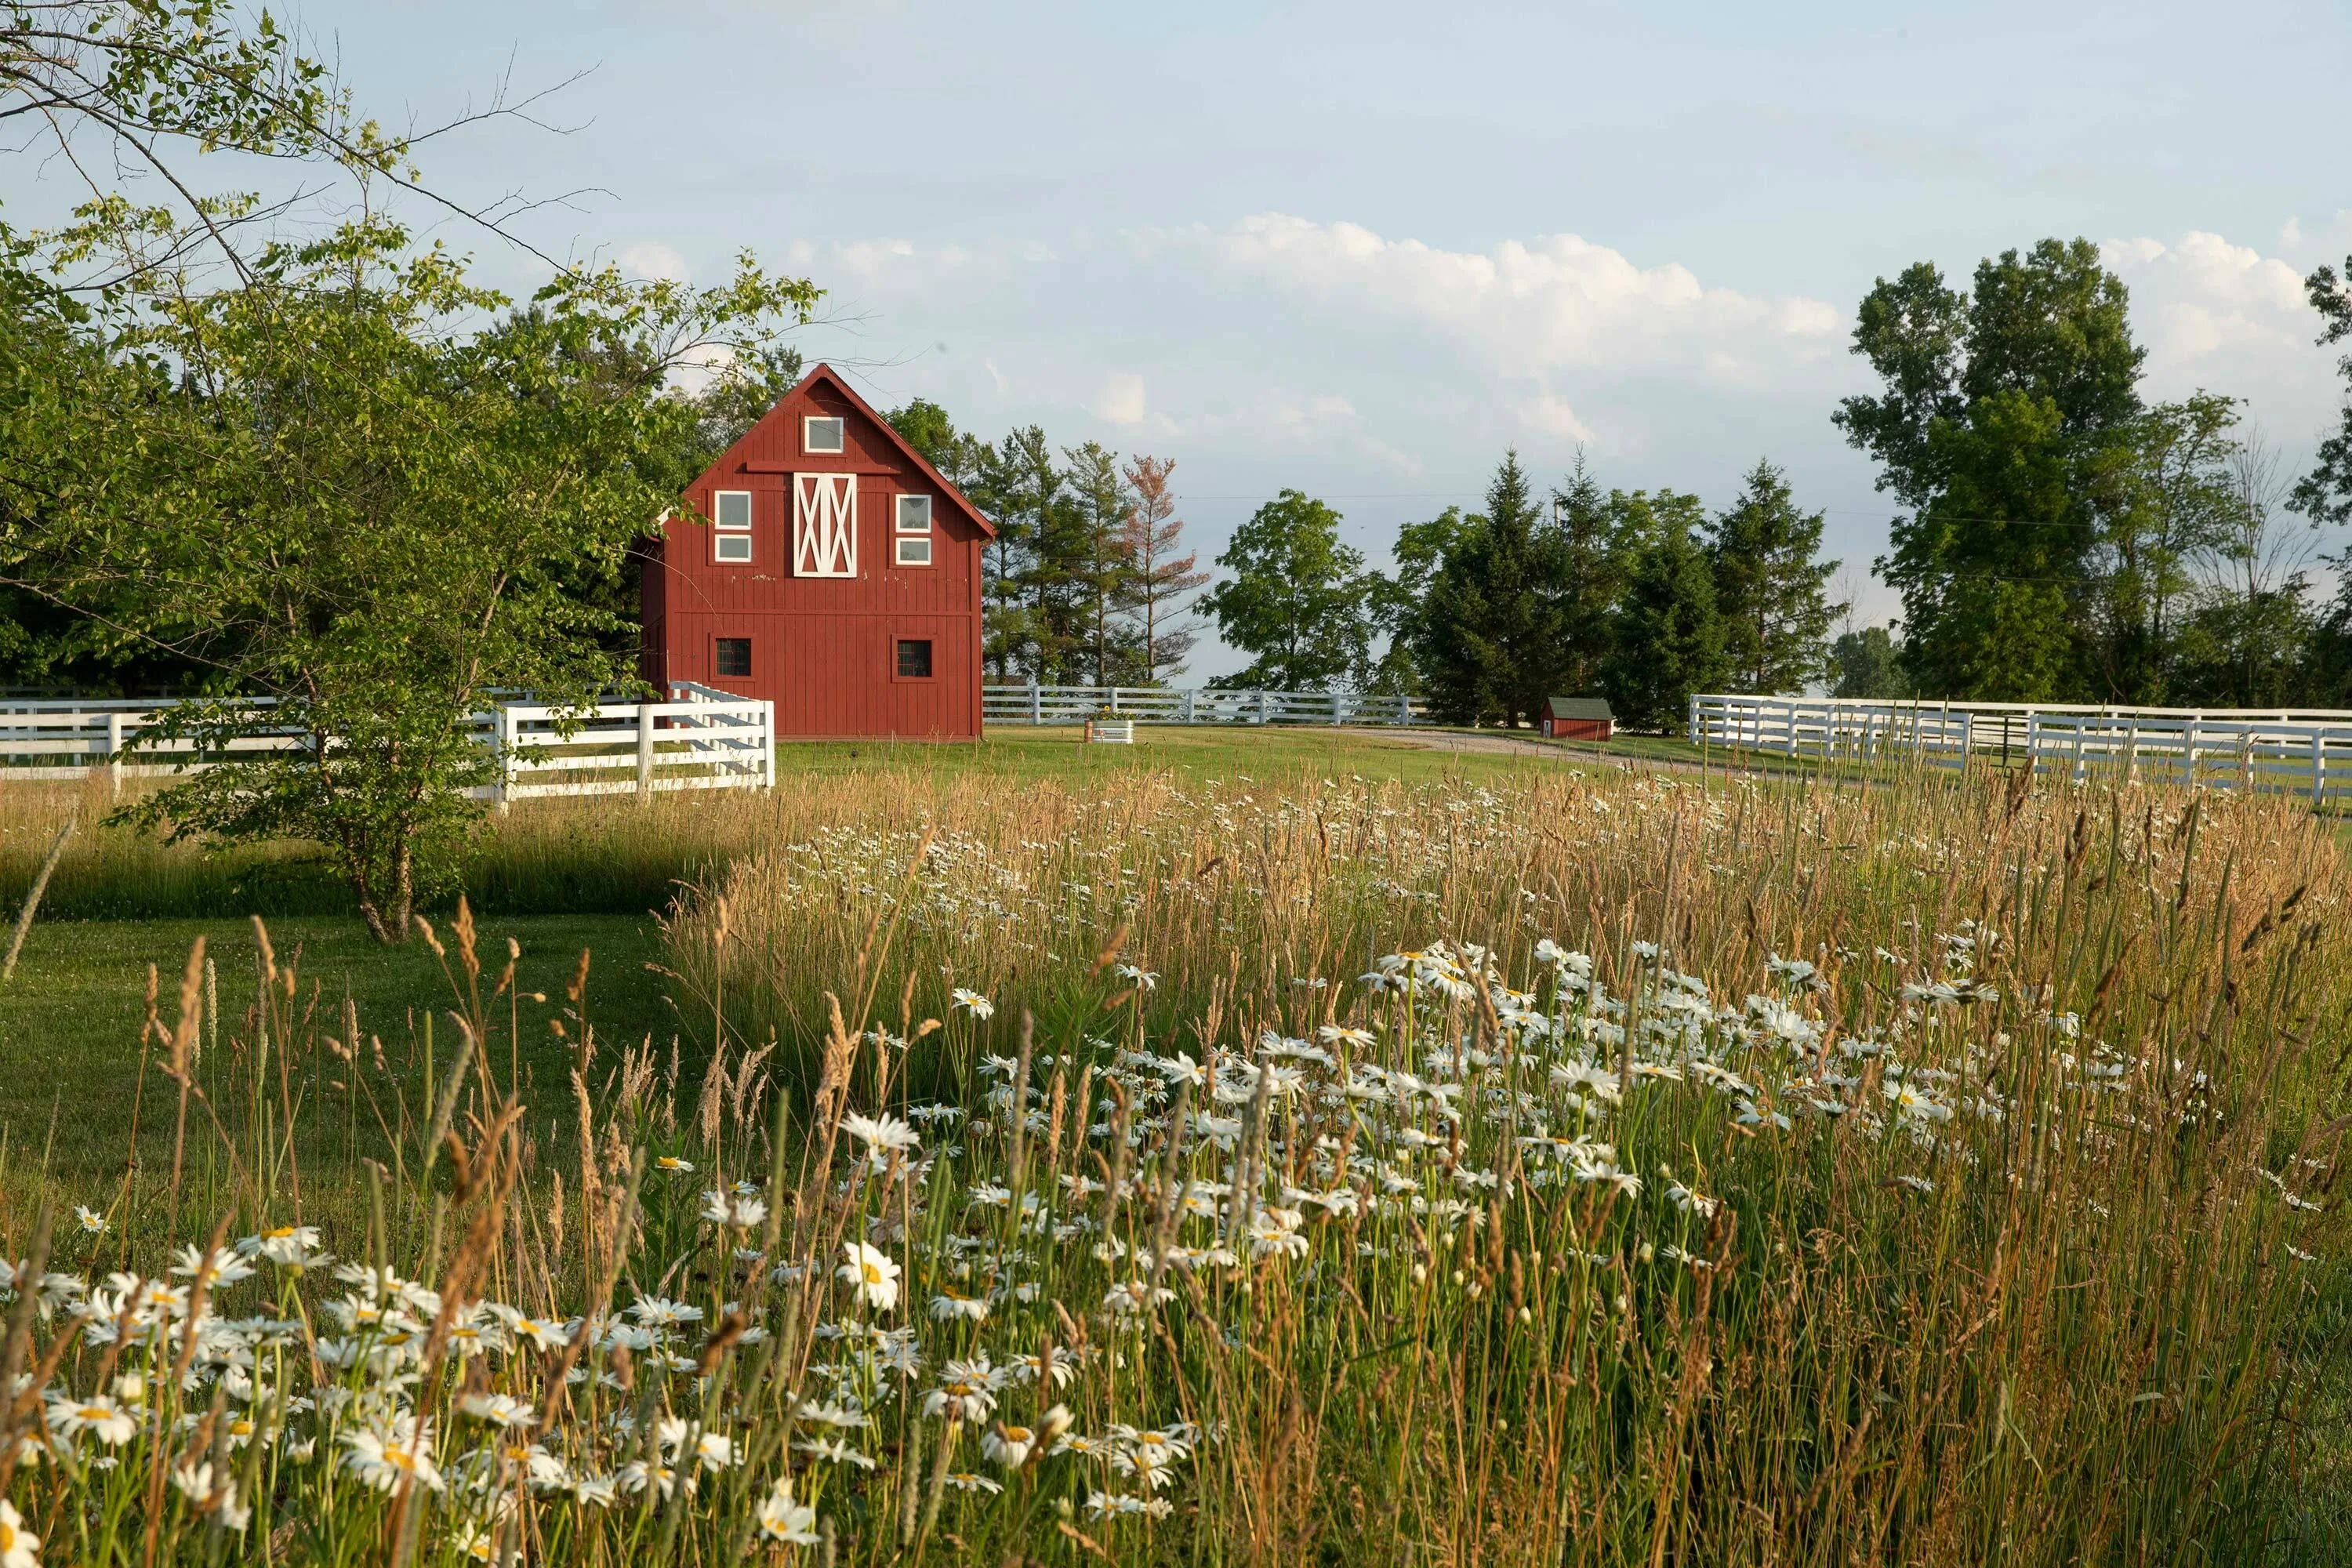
[1415,452,1570,725]
[1062,441,1142,686]
[1828,626,1908,699]
[1121,455,1207,683]
[2,220,817,941]
[1365,505,1475,695]
[1200,491,1371,690]
[971,426,1061,678]
[1835,240,2147,699]
[1602,492,1726,731]
[2085,394,2245,702]
[1552,454,1627,699]
[887,396,988,491]
[2294,258,2352,527]
[1706,459,1841,693]
[2172,430,2319,706]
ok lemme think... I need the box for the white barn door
[793,473,858,577]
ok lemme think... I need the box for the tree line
[1838,238,2352,708]
[1186,456,1839,731]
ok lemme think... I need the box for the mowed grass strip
[0,913,676,1180]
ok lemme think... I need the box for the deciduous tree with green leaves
[2,220,818,941]
[1836,240,2147,699]
[1201,490,1371,690]
[2295,257,2352,528]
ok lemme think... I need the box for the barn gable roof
[687,362,996,539]
[1544,696,1614,720]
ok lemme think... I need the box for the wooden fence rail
[982,684,1426,727]
[0,684,774,801]
[1690,693,2352,804]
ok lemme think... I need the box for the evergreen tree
[1707,459,1841,693]
[1552,454,1626,699]
[1200,491,1370,689]
[1416,452,1569,725]
[971,426,1062,678]
[1602,492,1726,731]
[1062,441,1143,686]
[1121,455,1207,683]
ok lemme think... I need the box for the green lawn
[0,912,674,1181]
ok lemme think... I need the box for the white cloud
[1094,372,1147,426]
[619,241,692,282]
[1166,213,1841,383]
[2099,233,2338,438]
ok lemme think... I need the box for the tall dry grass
[657,763,2352,1563]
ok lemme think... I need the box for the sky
[13,0,2352,679]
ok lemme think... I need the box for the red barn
[638,364,993,739]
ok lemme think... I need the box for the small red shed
[1541,696,1614,740]
[639,365,994,739]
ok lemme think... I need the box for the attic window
[804,416,845,455]
[713,490,752,563]
[895,494,933,566]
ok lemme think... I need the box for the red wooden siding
[639,365,990,739]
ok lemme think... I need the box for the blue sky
[14,1,2352,677]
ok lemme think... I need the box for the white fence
[1690,694,2352,803]
[0,684,775,802]
[984,684,1427,727]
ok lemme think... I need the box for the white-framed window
[894,493,933,566]
[712,489,753,563]
[803,416,845,455]
[793,473,858,577]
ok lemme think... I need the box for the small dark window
[895,639,933,679]
[715,637,752,677]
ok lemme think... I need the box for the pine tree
[1121,455,1207,683]
[1708,459,1842,693]
[973,426,1059,678]
[1415,452,1569,725]
[1062,441,1143,686]
[1552,453,1626,698]
[1603,492,1727,731]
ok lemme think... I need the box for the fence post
[1029,679,1043,725]
[2314,732,2328,808]
[1331,691,1344,726]
[637,702,655,798]
[1182,688,1196,724]
[2183,720,2198,790]
[492,706,511,813]
[1258,691,1270,726]
[105,711,124,798]
[761,700,776,789]
[1109,688,1120,715]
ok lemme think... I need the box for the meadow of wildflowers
[0,762,2347,1563]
